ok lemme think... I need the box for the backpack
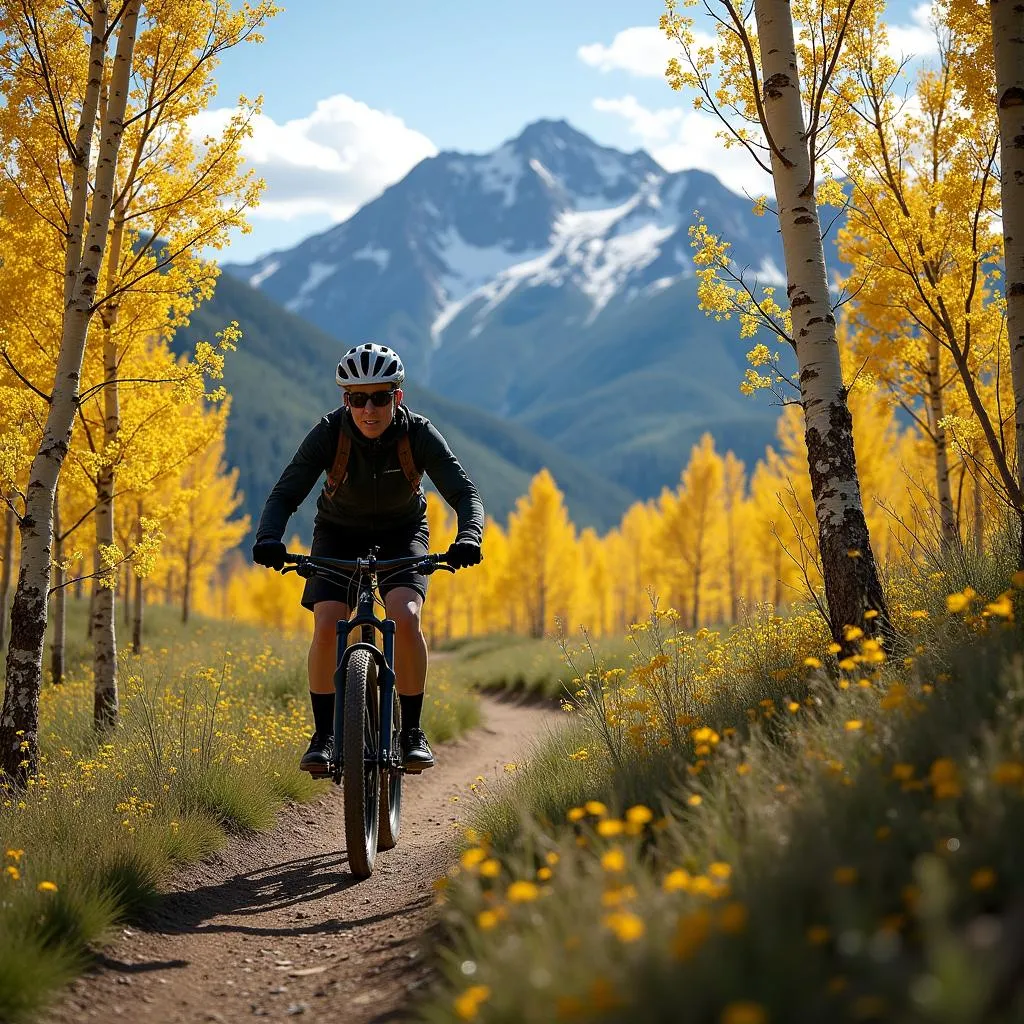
[325,424,422,498]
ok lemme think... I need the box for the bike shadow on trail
[138,851,430,940]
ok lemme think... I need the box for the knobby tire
[377,689,402,850]
[343,649,379,878]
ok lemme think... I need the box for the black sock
[399,693,424,732]
[310,692,335,738]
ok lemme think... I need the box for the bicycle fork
[332,603,399,777]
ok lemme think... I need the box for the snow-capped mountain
[224,119,789,497]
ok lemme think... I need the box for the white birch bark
[92,207,126,728]
[50,486,65,686]
[753,0,888,640]
[0,498,14,654]
[990,0,1024,563]
[0,2,141,781]
[926,334,958,549]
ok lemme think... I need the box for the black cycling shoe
[400,728,435,772]
[299,732,334,776]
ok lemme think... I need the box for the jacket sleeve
[255,416,336,543]
[418,421,485,546]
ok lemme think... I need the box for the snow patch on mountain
[353,244,390,270]
[529,158,558,190]
[286,261,336,313]
[249,260,280,289]
[478,144,523,206]
[435,228,545,297]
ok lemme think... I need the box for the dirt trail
[45,694,562,1024]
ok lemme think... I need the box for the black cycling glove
[446,540,482,568]
[252,540,286,570]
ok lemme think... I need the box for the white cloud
[578,26,679,77]
[886,3,938,61]
[191,94,437,223]
[593,94,773,198]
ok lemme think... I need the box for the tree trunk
[754,0,889,645]
[990,0,1024,553]
[973,438,985,555]
[182,537,193,624]
[73,559,84,601]
[927,334,958,550]
[132,572,143,655]
[51,490,65,687]
[92,207,126,729]
[691,559,702,629]
[0,1,140,783]
[0,497,15,656]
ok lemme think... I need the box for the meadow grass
[0,597,478,1022]
[418,556,1024,1023]
[435,631,632,701]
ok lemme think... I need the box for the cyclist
[251,343,484,776]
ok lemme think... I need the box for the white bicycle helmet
[336,343,405,388]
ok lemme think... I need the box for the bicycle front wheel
[343,648,380,878]
[377,689,402,851]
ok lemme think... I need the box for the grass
[416,555,1024,1023]
[434,631,633,701]
[0,596,479,1023]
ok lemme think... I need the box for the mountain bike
[282,548,455,879]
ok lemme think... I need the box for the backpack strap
[324,422,421,497]
[397,434,422,492]
[325,425,351,498]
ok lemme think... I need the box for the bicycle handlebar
[280,551,457,578]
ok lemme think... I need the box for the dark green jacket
[255,405,484,545]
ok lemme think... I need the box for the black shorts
[301,519,430,611]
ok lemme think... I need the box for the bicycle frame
[331,574,399,778]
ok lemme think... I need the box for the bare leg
[309,600,349,694]
[385,587,426,695]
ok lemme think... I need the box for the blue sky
[206,0,931,264]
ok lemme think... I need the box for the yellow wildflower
[625,805,653,825]
[970,868,996,891]
[454,985,491,1021]
[601,848,626,873]
[603,911,645,942]
[992,762,1024,785]
[663,869,691,893]
[720,1001,768,1024]
[506,880,539,903]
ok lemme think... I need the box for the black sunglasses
[346,389,396,408]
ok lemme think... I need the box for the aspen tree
[0,0,144,777]
[663,0,890,644]
[987,0,1024,510]
[722,451,748,622]
[0,0,274,777]
[836,18,1010,557]
[658,434,725,628]
[157,429,248,624]
[944,0,1024,512]
[506,471,577,638]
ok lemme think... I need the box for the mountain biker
[251,342,484,776]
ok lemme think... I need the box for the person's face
[343,382,401,439]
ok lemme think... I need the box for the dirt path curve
[45,694,562,1024]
